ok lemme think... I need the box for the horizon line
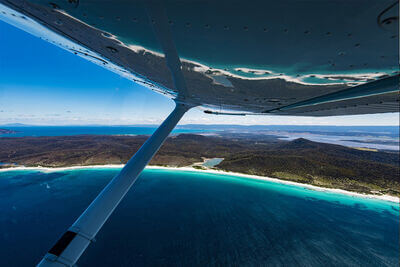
[1,123,399,127]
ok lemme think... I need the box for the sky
[0,20,398,126]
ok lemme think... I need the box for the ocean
[0,168,398,266]
[0,126,206,138]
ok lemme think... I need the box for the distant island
[0,133,398,197]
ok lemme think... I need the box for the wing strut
[146,2,189,100]
[38,102,192,266]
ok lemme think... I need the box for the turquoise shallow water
[0,168,398,266]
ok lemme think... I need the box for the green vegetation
[192,165,206,170]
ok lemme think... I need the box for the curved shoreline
[0,164,398,204]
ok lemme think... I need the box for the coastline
[0,164,398,204]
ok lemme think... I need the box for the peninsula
[0,133,398,197]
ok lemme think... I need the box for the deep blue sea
[0,126,206,138]
[0,168,398,266]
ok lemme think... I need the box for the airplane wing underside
[1,0,399,116]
